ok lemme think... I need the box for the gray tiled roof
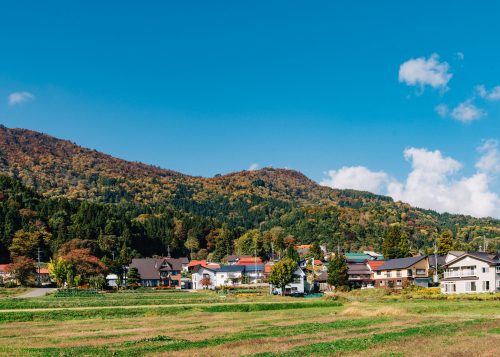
[374,256,427,271]
[215,265,245,273]
[445,252,499,266]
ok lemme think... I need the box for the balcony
[444,269,476,279]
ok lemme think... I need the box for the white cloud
[455,52,465,60]
[8,91,35,106]
[450,100,485,122]
[435,104,449,117]
[248,163,259,171]
[398,54,452,91]
[321,144,500,218]
[476,139,500,173]
[320,166,390,194]
[476,84,500,101]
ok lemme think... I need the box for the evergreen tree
[327,255,349,289]
[127,267,141,286]
[286,245,300,263]
[437,230,454,255]
[309,242,323,260]
[398,232,411,258]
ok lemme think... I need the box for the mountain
[0,125,498,263]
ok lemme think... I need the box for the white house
[191,265,217,290]
[270,266,306,295]
[214,266,245,286]
[441,252,499,294]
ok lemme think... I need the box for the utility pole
[254,249,257,285]
[37,247,41,287]
[433,238,438,284]
[167,245,171,258]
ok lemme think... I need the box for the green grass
[0,289,498,356]
[255,320,486,356]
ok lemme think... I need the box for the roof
[315,271,328,282]
[163,257,188,271]
[0,264,10,273]
[39,267,49,274]
[191,264,217,274]
[236,263,265,271]
[188,260,220,269]
[367,261,385,270]
[295,245,311,249]
[347,263,371,275]
[444,252,499,267]
[215,265,245,273]
[448,251,465,257]
[235,257,263,265]
[314,259,323,265]
[428,255,447,267]
[264,264,273,273]
[374,256,427,271]
[344,253,372,263]
[130,258,161,280]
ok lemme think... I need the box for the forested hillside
[0,125,498,264]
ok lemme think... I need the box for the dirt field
[0,289,498,356]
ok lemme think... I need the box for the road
[14,287,57,299]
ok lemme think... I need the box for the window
[396,280,402,286]
[386,272,392,278]
[376,271,381,276]
[482,281,490,291]
[407,269,413,277]
[396,270,402,278]
[380,280,384,286]
[482,267,489,273]
[416,269,426,275]
[466,282,477,292]
[443,283,456,293]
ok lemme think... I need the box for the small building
[191,265,217,290]
[314,271,330,292]
[347,262,373,289]
[106,274,120,288]
[214,265,245,286]
[270,266,306,295]
[0,264,11,283]
[239,264,265,284]
[373,256,429,289]
[129,257,188,288]
[441,252,499,294]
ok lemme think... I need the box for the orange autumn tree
[49,239,108,287]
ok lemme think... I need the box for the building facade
[373,256,429,289]
[441,252,500,294]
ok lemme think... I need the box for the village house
[441,252,500,294]
[129,257,188,288]
[191,264,217,290]
[270,265,306,295]
[373,256,429,289]
[0,264,10,284]
[214,265,245,286]
[347,261,373,289]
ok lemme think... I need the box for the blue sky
[1,1,499,217]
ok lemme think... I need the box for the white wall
[441,256,497,294]
[191,268,216,290]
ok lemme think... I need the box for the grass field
[0,289,498,356]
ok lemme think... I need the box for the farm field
[0,289,498,356]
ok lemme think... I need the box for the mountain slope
[0,125,498,263]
